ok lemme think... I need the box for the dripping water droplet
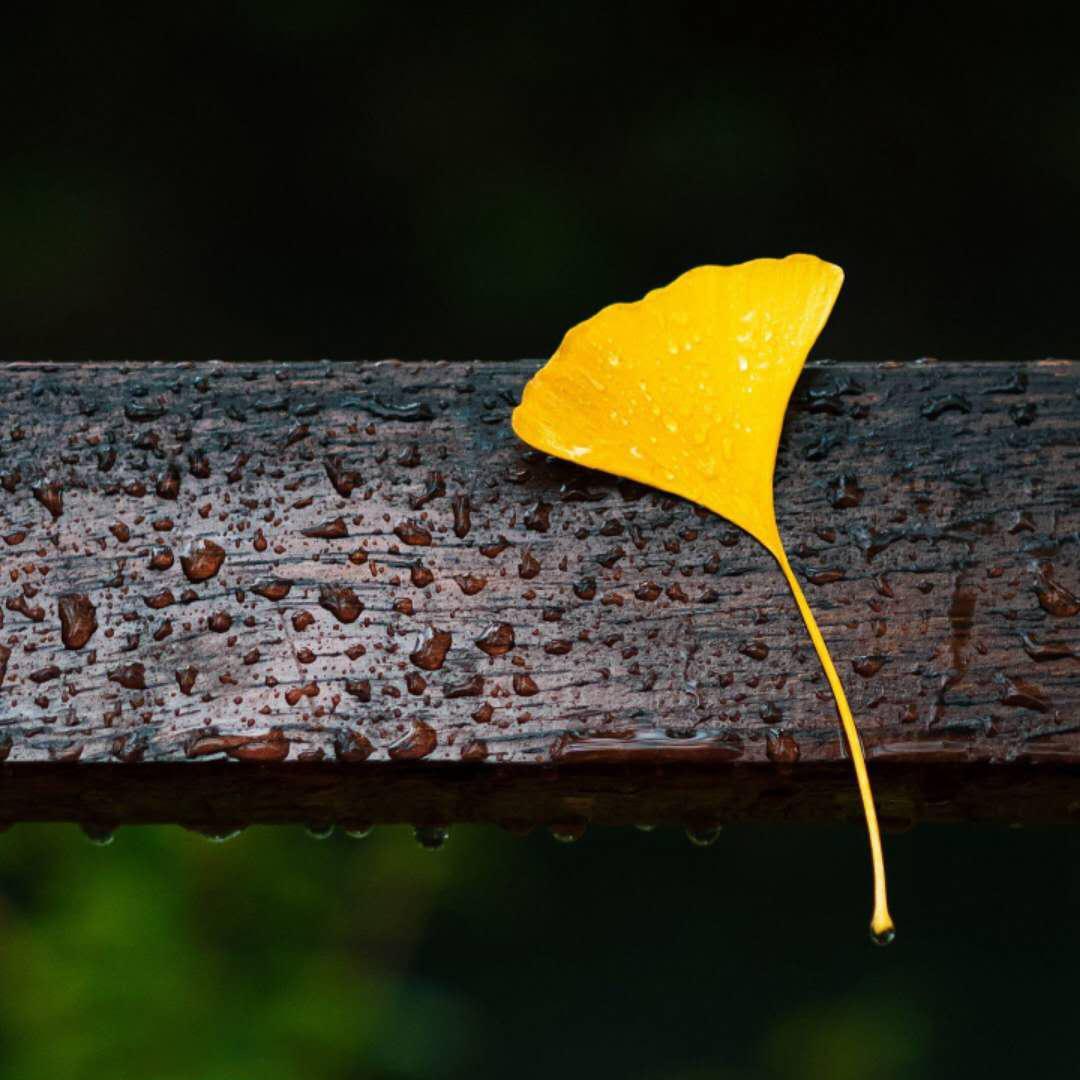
[686,825,722,848]
[870,926,896,947]
[81,823,115,846]
[414,825,449,850]
[550,822,587,843]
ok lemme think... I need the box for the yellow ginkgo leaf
[512,254,894,944]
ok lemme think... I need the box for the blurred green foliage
[2,821,1079,1078]
[0,825,479,1079]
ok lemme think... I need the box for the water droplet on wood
[319,584,363,623]
[921,394,971,419]
[766,730,801,764]
[512,673,539,696]
[149,546,174,571]
[410,470,445,510]
[325,455,362,497]
[388,720,437,760]
[573,577,597,600]
[451,493,472,538]
[302,517,348,539]
[852,656,887,678]
[476,622,515,657]
[180,540,226,582]
[1034,569,1079,617]
[410,561,435,588]
[109,662,146,690]
[58,594,97,650]
[409,627,452,670]
[524,501,551,532]
[739,641,768,661]
[394,520,432,546]
[828,474,864,509]
[253,580,292,601]
[1020,632,1078,662]
[156,464,181,500]
[32,482,63,520]
[998,674,1051,713]
[176,666,198,695]
[344,680,372,702]
[454,574,487,595]
[444,674,484,698]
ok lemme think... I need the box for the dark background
[4,4,1079,364]
[2,4,1079,1078]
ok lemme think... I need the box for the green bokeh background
[2,821,1079,1078]
[2,3,1079,1076]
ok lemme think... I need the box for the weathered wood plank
[0,359,1076,826]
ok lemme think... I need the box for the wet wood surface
[0,359,1076,828]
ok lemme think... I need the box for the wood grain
[0,359,1076,827]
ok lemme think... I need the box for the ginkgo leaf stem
[774,546,895,944]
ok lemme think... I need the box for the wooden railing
[0,359,1076,831]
